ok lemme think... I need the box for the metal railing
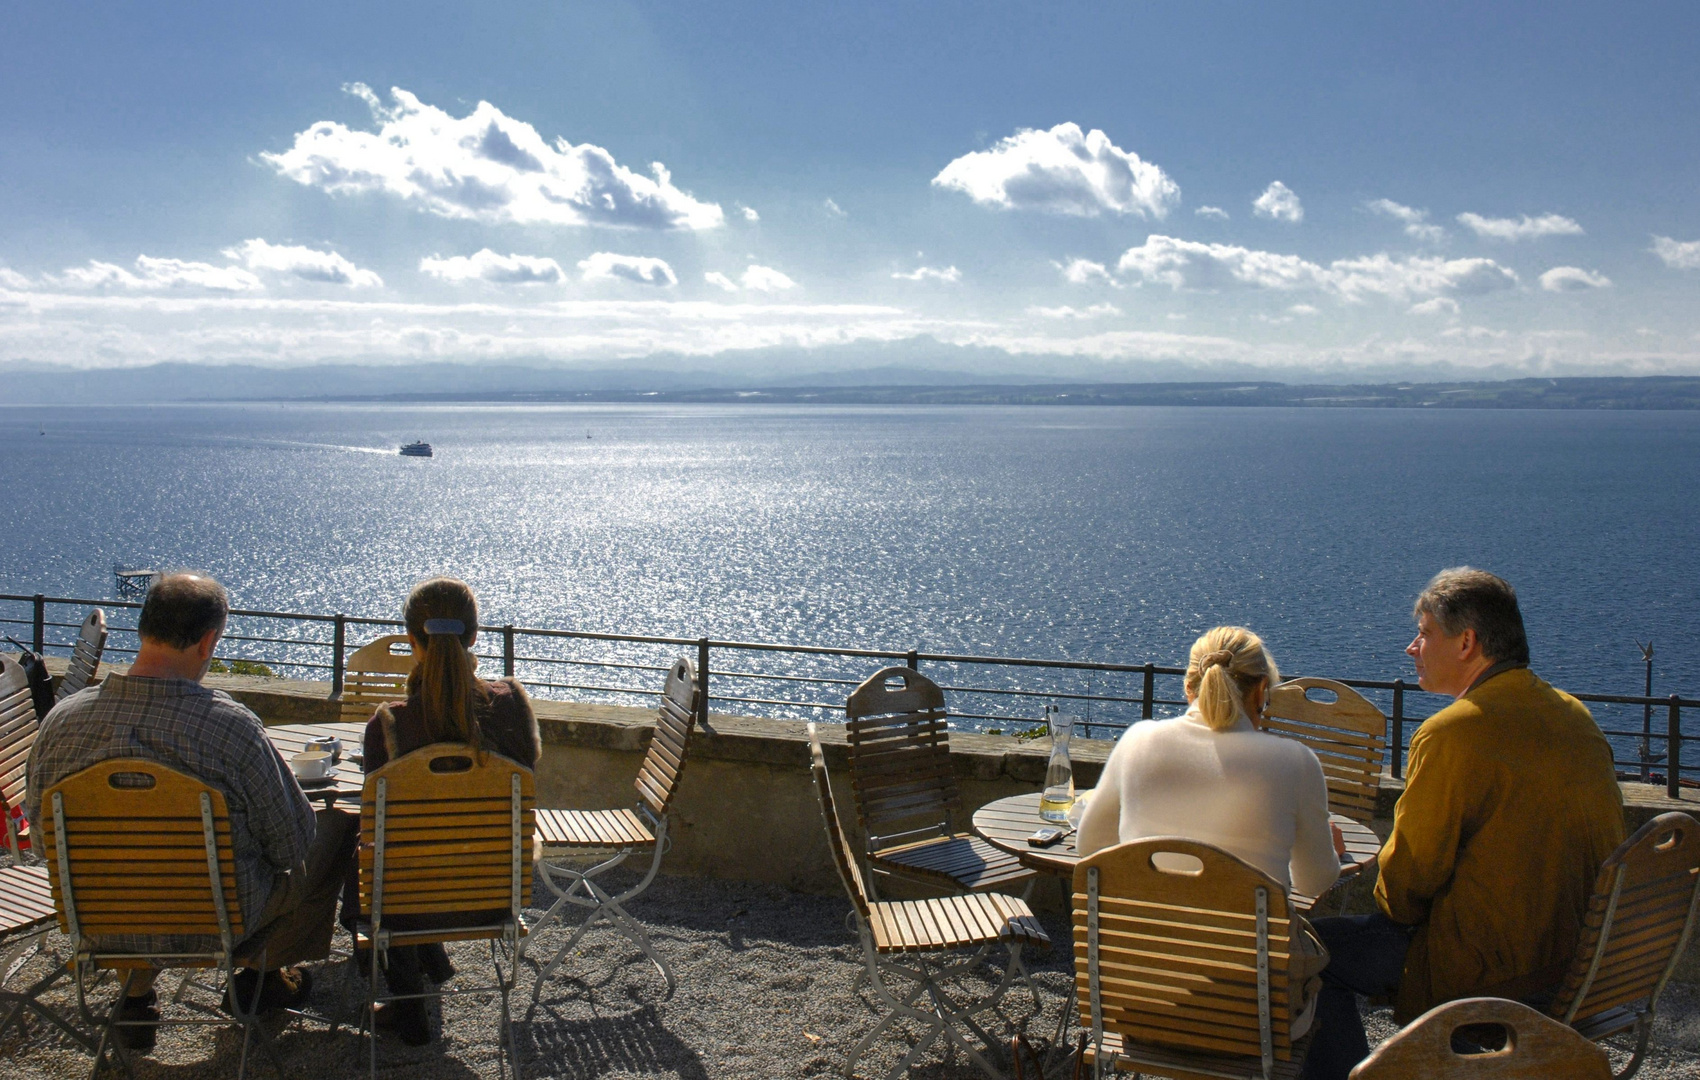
[4,592,1694,797]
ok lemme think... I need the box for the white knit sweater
[1075,705,1341,897]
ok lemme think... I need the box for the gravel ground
[5,870,1697,1080]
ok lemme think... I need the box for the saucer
[295,775,339,788]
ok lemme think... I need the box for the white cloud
[419,249,566,284]
[1366,199,1446,242]
[739,205,760,222]
[932,122,1179,218]
[1441,325,1509,340]
[1252,181,1303,223]
[1029,303,1121,319]
[1056,258,1115,286]
[1651,236,1700,270]
[1539,266,1612,292]
[577,252,678,287]
[1116,236,1518,301]
[1456,212,1583,241]
[55,256,262,292]
[823,198,847,218]
[1288,304,1319,316]
[1409,297,1461,316]
[262,83,723,230]
[705,265,797,292]
[0,268,31,289]
[1194,206,1229,220]
[892,265,961,283]
[223,238,381,287]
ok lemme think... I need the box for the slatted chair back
[338,635,416,726]
[806,724,872,922]
[634,657,698,819]
[844,666,959,854]
[1075,838,1300,1076]
[40,758,243,952]
[0,655,40,860]
[1351,997,1612,1080]
[1550,811,1700,1031]
[54,608,107,702]
[360,743,534,933]
[1264,678,1387,824]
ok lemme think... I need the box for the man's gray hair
[1413,567,1530,667]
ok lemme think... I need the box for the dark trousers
[338,851,455,998]
[239,808,359,969]
[1301,914,1414,1080]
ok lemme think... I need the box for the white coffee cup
[291,751,333,781]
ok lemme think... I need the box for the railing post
[32,594,45,654]
[696,638,710,728]
[1142,663,1154,720]
[330,614,346,699]
[1391,680,1406,780]
[1669,696,1682,801]
[502,625,515,678]
[905,649,918,671]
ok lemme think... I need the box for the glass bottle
[1040,707,1076,822]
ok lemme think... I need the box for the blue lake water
[0,403,1694,739]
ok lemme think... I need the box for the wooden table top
[970,791,1382,912]
[267,722,367,806]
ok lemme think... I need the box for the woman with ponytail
[1075,626,1341,899]
[354,577,540,1045]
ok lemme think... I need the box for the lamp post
[1638,640,1655,783]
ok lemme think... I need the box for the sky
[2,1,1699,382]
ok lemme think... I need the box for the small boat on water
[400,441,433,457]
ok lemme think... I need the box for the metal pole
[330,614,346,698]
[502,625,515,678]
[1391,680,1406,780]
[1639,641,1655,783]
[696,638,710,728]
[905,649,918,671]
[32,594,45,655]
[1668,696,1682,801]
[1142,663,1154,720]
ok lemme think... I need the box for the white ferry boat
[399,441,433,457]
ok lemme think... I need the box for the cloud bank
[1651,236,1700,270]
[578,252,678,286]
[262,84,724,230]
[932,122,1179,218]
[1367,199,1445,242]
[224,239,382,287]
[1539,266,1611,292]
[419,249,566,284]
[1253,181,1303,223]
[1456,212,1583,241]
[55,256,263,292]
[1116,236,1518,301]
[892,265,961,283]
[705,265,797,293]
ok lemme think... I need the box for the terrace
[2,593,1697,1078]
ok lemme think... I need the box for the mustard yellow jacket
[1375,667,1624,1021]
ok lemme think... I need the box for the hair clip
[423,618,466,636]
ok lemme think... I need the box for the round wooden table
[266,721,368,806]
[970,791,1381,912]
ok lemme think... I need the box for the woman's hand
[1331,821,1346,859]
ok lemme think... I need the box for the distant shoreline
[265,376,1700,409]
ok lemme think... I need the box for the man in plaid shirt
[27,573,356,1049]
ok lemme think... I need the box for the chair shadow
[521,1002,708,1080]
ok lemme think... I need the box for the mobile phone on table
[1027,827,1065,847]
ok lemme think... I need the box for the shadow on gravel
[521,1002,707,1080]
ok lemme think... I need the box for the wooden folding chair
[528,657,697,997]
[54,609,107,703]
[810,722,1048,1080]
[844,667,1037,900]
[337,635,416,726]
[3,653,40,864]
[1547,811,1700,1080]
[1263,678,1387,825]
[1073,838,1314,1080]
[1351,997,1612,1079]
[41,758,287,1080]
[357,742,534,1080]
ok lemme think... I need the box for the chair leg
[0,956,96,1051]
[1612,1015,1653,1080]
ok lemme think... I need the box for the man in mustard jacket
[1302,568,1624,1080]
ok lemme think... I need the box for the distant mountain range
[1,354,1698,409]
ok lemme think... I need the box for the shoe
[227,966,314,1016]
[114,990,159,1052]
[373,1000,431,1046]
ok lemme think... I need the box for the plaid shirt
[26,674,316,956]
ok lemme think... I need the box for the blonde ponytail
[1184,627,1279,732]
[403,577,487,758]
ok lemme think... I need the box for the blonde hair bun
[1185,627,1280,732]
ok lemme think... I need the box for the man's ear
[1456,626,1479,660]
[196,626,221,661]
